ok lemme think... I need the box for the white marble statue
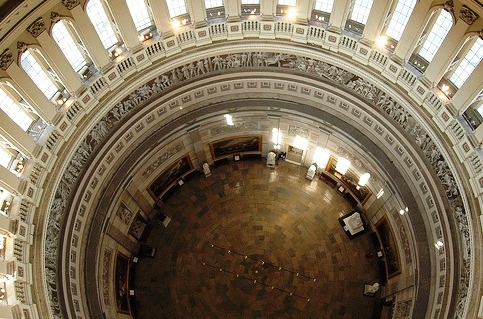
[203,163,212,177]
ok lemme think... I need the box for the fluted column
[105,0,142,52]
[453,61,483,115]
[422,19,471,85]
[392,0,433,64]
[360,0,392,45]
[189,0,208,27]
[0,110,36,159]
[65,4,112,72]
[327,0,350,33]
[0,50,56,125]
[260,0,276,20]
[149,0,173,36]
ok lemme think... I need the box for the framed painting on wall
[148,155,193,199]
[115,252,130,314]
[209,135,262,159]
[375,216,401,279]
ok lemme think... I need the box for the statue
[266,151,276,168]
[203,163,212,177]
[305,164,317,180]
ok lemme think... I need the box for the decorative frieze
[45,50,473,319]
[210,122,259,136]
[142,143,185,179]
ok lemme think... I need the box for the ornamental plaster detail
[210,122,259,135]
[45,51,471,319]
[460,5,479,25]
[61,0,80,10]
[142,143,185,179]
[27,18,46,38]
[0,49,13,71]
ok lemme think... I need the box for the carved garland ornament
[460,5,479,25]
[27,18,46,38]
[61,0,80,10]
[45,51,472,319]
[0,49,13,71]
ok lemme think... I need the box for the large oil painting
[148,155,193,199]
[210,135,262,159]
[375,216,401,279]
[115,253,130,314]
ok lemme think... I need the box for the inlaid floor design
[134,159,380,318]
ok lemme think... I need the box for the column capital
[460,5,479,25]
[16,41,28,53]
[61,0,81,10]
[27,18,46,38]
[0,49,14,71]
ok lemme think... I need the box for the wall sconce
[111,46,124,58]
[335,158,351,175]
[313,147,330,168]
[140,30,153,42]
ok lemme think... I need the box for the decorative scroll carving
[392,210,412,265]
[50,12,61,22]
[61,0,80,10]
[0,49,13,71]
[142,143,185,179]
[27,18,46,38]
[444,0,454,12]
[45,50,473,319]
[16,41,27,52]
[395,299,412,318]
[210,122,259,135]
[288,125,309,138]
[116,203,133,225]
[460,6,479,25]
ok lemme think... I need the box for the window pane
[242,0,259,4]
[350,0,373,25]
[20,50,58,99]
[450,38,483,88]
[0,145,11,168]
[125,0,153,31]
[418,10,453,62]
[0,87,33,131]
[314,0,334,13]
[385,0,416,41]
[278,0,296,5]
[86,0,118,49]
[52,20,87,72]
[205,0,224,9]
[166,0,188,17]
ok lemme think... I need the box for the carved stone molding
[0,49,13,71]
[50,12,61,22]
[460,5,479,25]
[61,0,80,10]
[444,0,454,12]
[27,18,46,38]
[16,41,27,52]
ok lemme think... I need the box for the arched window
[345,0,374,34]
[0,143,12,169]
[205,0,225,19]
[52,20,90,73]
[418,9,453,63]
[277,0,296,5]
[20,49,60,100]
[125,0,154,32]
[450,37,483,89]
[349,0,373,25]
[385,0,416,42]
[86,0,120,50]
[0,84,34,131]
[314,0,334,13]
[241,0,259,16]
[312,0,333,23]
[166,0,188,18]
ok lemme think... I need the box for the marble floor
[133,159,383,318]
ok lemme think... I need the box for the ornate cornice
[61,0,80,10]
[460,5,479,25]
[444,0,455,13]
[0,49,13,71]
[27,18,46,38]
